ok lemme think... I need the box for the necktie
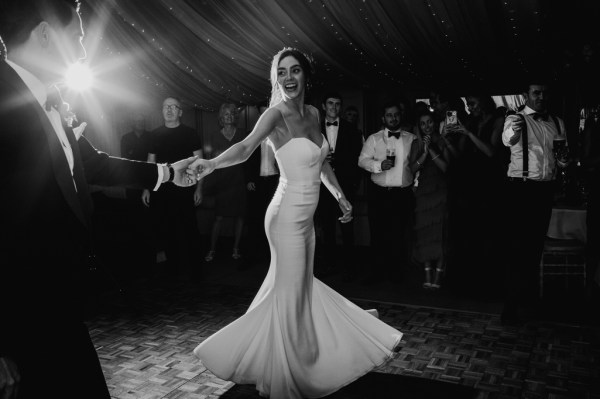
[45,85,62,112]
[388,131,400,139]
[532,112,549,122]
[326,121,338,127]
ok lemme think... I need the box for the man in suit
[0,1,197,398]
[315,92,363,280]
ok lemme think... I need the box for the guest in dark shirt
[121,112,153,200]
[143,97,203,279]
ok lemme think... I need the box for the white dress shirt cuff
[154,163,165,191]
[374,161,383,173]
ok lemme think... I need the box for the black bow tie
[326,121,338,127]
[388,131,401,139]
[45,85,62,112]
[531,112,549,122]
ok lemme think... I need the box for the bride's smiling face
[277,56,304,101]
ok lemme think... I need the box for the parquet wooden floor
[84,280,600,399]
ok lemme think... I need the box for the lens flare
[65,63,93,91]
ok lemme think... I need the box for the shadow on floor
[220,372,476,398]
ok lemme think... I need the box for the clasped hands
[170,156,204,187]
[185,158,216,182]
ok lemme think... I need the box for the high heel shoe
[205,250,216,262]
[423,267,433,289]
[431,268,444,290]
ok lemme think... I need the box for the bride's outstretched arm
[320,162,353,223]
[188,108,280,180]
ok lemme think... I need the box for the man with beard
[500,78,568,324]
[359,100,417,285]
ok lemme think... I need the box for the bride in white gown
[188,47,402,399]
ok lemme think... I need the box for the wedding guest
[143,96,203,279]
[204,103,247,262]
[500,77,568,324]
[120,112,154,281]
[342,105,364,140]
[358,100,417,284]
[315,92,363,279]
[409,111,450,290]
[445,94,505,297]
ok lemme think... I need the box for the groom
[0,1,197,398]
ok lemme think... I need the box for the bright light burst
[65,63,93,91]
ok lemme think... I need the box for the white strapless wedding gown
[194,135,402,399]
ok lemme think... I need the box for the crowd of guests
[116,77,599,326]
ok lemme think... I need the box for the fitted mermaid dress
[194,131,402,398]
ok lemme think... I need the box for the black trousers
[503,179,555,310]
[151,185,198,274]
[315,184,356,273]
[366,181,414,277]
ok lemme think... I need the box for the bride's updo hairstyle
[269,47,315,107]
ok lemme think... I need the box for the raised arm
[189,107,281,180]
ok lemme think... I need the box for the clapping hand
[338,198,353,223]
[423,134,431,149]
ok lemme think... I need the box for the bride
[188,47,402,399]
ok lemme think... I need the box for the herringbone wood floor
[85,276,599,399]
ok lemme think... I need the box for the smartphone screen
[445,110,457,126]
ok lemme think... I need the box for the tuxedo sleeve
[78,135,159,189]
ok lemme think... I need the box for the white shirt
[358,128,416,188]
[6,60,164,191]
[325,117,339,153]
[502,105,566,181]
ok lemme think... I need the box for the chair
[539,237,586,298]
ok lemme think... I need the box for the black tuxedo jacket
[321,118,363,196]
[0,61,159,358]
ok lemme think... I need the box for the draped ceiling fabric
[83,0,600,112]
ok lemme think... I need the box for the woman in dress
[204,103,247,262]
[409,111,450,290]
[188,47,402,399]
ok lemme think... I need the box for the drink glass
[386,147,396,167]
[553,136,568,164]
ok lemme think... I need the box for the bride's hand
[337,198,353,223]
[186,158,216,181]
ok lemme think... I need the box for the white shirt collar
[5,59,48,108]
[522,105,537,116]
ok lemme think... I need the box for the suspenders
[506,111,562,180]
